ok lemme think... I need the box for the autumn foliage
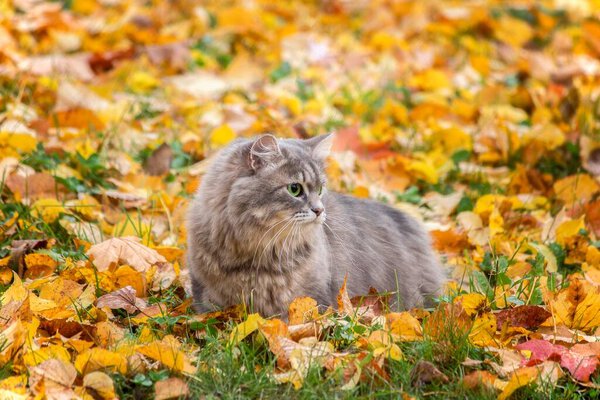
[1,0,600,399]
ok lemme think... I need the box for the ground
[1,0,600,399]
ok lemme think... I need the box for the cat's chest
[224,272,298,315]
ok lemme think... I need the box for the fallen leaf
[28,358,77,400]
[144,143,172,176]
[410,360,449,387]
[154,377,190,400]
[137,336,197,374]
[498,366,539,400]
[83,371,116,400]
[86,236,167,272]
[229,313,266,345]
[288,297,319,325]
[495,305,552,330]
[75,348,127,375]
[96,286,148,314]
[516,339,599,382]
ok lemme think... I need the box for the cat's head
[225,133,333,229]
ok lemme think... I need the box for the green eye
[287,183,303,197]
[318,185,324,195]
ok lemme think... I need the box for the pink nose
[311,207,324,216]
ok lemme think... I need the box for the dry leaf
[410,360,449,387]
[87,236,167,272]
[96,286,148,314]
[154,377,189,400]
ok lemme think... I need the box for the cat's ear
[306,133,334,160]
[248,134,282,170]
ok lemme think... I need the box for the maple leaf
[516,339,599,382]
[86,236,167,272]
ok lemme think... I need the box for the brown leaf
[8,239,48,277]
[462,370,497,391]
[288,322,322,342]
[145,42,191,71]
[154,377,190,400]
[86,236,167,272]
[350,288,390,317]
[18,53,95,81]
[29,358,78,400]
[88,47,135,74]
[144,143,173,176]
[336,275,353,315]
[96,286,148,314]
[410,360,449,387]
[585,199,600,237]
[495,305,552,330]
[5,172,66,204]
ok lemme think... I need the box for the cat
[186,133,445,317]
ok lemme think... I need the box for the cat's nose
[311,206,324,216]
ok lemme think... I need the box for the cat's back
[323,192,444,308]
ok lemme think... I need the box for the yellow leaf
[0,273,28,304]
[75,347,127,375]
[410,69,450,91]
[555,217,585,245]
[127,71,159,94]
[288,297,319,325]
[31,198,65,223]
[549,279,600,331]
[489,208,504,237]
[495,16,533,48]
[431,127,472,153]
[454,293,486,316]
[387,312,423,341]
[210,124,236,146]
[136,336,196,374]
[523,123,565,151]
[0,374,27,394]
[529,243,558,273]
[0,132,37,156]
[498,367,539,400]
[553,174,599,206]
[114,265,147,296]
[83,371,115,400]
[0,320,26,366]
[469,313,497,347]
[406,158,438,184]
[229,313,266,345]
[153,246,184,263]
[23,345,71,367]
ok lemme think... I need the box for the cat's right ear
[248,134,282,170]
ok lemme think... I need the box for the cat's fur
[186,134,445,316]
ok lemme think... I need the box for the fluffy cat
[186,134,445,316]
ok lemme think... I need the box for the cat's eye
[287,183,303,197]
[318,186,323,195]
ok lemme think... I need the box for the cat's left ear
[306,133,334,160]
[249,134,282,170]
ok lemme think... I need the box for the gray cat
[186,134,445,317]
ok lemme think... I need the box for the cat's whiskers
[256,217,296,270]
[286,222,302,271]
[278,220,298,272]
[250,216,293,270]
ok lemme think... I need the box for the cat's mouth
[293,211,326,225]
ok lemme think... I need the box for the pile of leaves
[1,0,600,398]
